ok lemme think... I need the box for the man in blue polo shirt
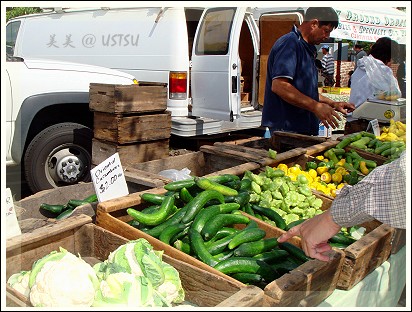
[262,7,355,136]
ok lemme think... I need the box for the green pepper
[305,161,318,170]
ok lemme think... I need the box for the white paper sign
[5,188,22,239]
[90,153,129,202]
[367,119,381,137]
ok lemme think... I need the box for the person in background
[278,151,406,261]
[353,44,367,71]
[261,7,355,136]
[347,70,354,88]
[349,37,400,107]
[320,45,335,86]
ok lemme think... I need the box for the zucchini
[189,229,219,267]
[233,237,279,257]
[201,213,250,241]
[228,228,266,250]
[279,242,311,263]
[195,177,239,196]
[127,194,175,226]
[251,204,286,230]
[181,190,225,223]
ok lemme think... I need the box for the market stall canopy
[330,7,407,44]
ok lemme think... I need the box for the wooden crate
[96,186,344,307]
[93,111,171,144]
[6,214,264,308]
[92,138,169,167]
[271,131,333,153]
[124,149,262,189]
[89,82,167,114]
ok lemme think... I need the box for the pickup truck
[5,56,137,193]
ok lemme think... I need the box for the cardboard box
[6,214,264,307]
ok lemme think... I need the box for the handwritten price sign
[90,153,129,202]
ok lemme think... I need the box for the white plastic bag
[158,168,192,181]
[363,55,401,101]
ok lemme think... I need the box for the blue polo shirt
[261,25,320,135]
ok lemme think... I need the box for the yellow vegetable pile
[377,119,406,143]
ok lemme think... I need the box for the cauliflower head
[29,247,99,307]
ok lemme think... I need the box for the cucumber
[204,227,239,247]
[173,239,191,254]
[230,272,264,285]
[164,178,196,191]
[213,250,234,262]
[251,204,286,230]
[127,194,175,226]
[285,218,306,231]
[82,193,98,203]
[56,208,74,220]
[140,193,166,205]
[252,249,289,263]
[207,174,240,184]
[191,204,222,233]
[188,229,219,267]
[66,199,90,209]
[279,242,311,263]
[206,232,238,255]
[201,213,250,241]
[144,206,188,238]
[195,177,239,196]
[228,228,266,250]
[239,178,252,192]
[233,237,279,257]
[181,190,225,223]
[329,232,356,245]
[212,257,262,274]
[40,203,66,215]
[159,222,190,245]
[179,187,194,203]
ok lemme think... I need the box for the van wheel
[24,122,93,193]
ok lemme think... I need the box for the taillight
[169,72,187,100]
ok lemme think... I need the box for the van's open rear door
[191,7,246,121]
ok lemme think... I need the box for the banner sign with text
[331,7,406,44]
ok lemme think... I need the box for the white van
[7,6,305,136]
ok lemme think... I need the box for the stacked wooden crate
[89,82,171,167]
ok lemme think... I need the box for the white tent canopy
[330,7,407,44]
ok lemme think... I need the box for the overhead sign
[331,7,407,44]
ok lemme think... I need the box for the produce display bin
[298,140,405,256]
[96,185,345,307]
[6,214,264,308]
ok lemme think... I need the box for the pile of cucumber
[39,193,98,220]
[127,174,311,287]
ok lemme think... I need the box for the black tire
[24,122,93,193]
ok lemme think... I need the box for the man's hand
[334,101,356,114]
[277,210,341,261]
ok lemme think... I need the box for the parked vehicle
[6,6,305,136]
[5,56,137,193]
